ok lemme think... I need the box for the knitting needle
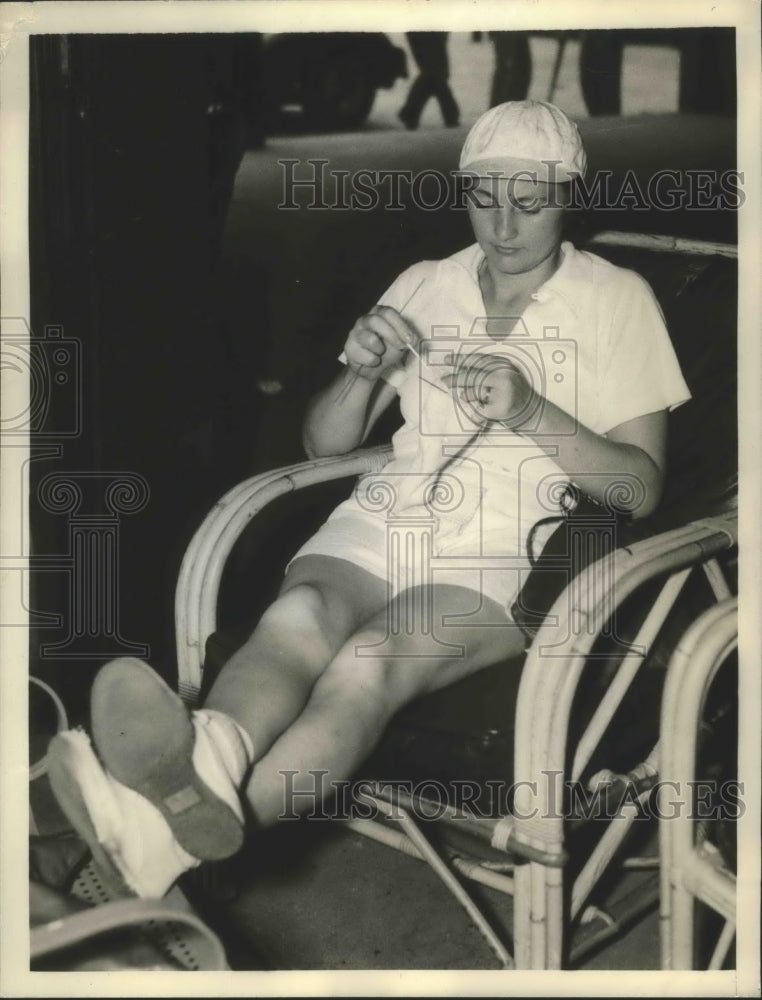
[334,277,428,404]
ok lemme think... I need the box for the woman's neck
[480,245,563,312]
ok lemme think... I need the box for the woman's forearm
[303,369,387,458]
[304,302,412,458]
[514,395,665,517]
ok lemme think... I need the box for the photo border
[1,1,759,996]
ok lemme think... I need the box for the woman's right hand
[343,305,418,382]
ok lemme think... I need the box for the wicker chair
[174,232,738,969]
[659,596,738,970]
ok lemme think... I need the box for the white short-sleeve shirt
[298,241,691,605]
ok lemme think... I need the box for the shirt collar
[530,242,586,319]
[450,240,585,319]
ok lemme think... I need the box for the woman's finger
[356,327,386,356]
[347,348,381,372]
[459,365,494,403]
[441,366,491,399]
[365,306,416,352]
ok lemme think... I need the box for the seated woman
[49,101,690,899]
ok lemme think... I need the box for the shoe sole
[91,658,244,862]
[47,734,135,899]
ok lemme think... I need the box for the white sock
[190,709,254,822]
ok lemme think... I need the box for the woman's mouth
[494,245,520,256]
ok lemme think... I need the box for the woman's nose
[494,205,518,241]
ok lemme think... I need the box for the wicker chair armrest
[510,510,737,843]
[175,445,393,703]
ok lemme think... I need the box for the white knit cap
[459,100,587,182]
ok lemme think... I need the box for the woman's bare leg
[242,583,526,825]
[50,575,523,896]
[204,555,388,763]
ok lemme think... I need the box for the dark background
[29,35,264,696]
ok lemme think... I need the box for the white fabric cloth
[59,728,201,898]
[58,709,252,898]
[296,241,690,608]
[192,709,252,820]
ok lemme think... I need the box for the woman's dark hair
[563,179,594,244]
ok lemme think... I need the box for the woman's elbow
[301,407,337,459]
[302,426,363,460]
[629,460,665,520]
[302,438,321,460]
[302,430,333,460]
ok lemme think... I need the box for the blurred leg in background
[489,32,532,105]
[678,28,736,115]
[399,32,460,129]
[579,31,624,115]
[580,28,736,118]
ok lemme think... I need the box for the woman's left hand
[440,351,538,428]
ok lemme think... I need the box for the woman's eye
[516,202,542,215]
[469,190,498,208]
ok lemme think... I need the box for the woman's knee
[256,582,341,652]
[279,556,387,631]
[317,641,439,721]
[255,573,385,670]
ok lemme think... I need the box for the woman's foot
[48,658,254,898]
[91,658,249,861]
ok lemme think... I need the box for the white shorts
[288,506,527,614]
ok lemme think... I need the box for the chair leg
[669,878,696,969]
[546,865,565,969]
[513,863,532,968]
[518,859,564,970]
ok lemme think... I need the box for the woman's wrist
[499,383,543,431]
